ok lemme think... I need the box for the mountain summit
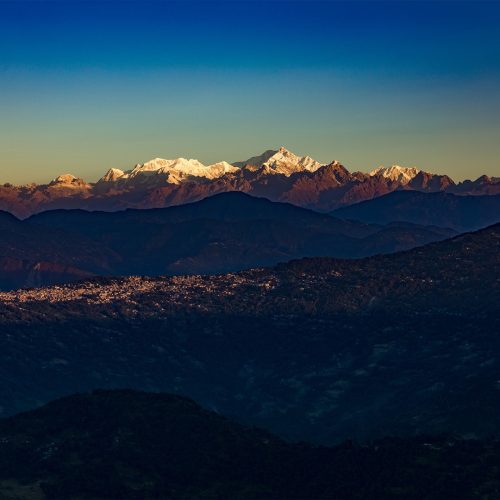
[369,165,421,184]
[235,146,323,176]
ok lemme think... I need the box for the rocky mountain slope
[333,191,500,231]
[0,224,497,444]
[1,147,498,218]
[0,389,499,500]
[0,192,456,290]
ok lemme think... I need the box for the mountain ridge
[0,192,457,290]
[1,147,498,218]
[333,191,500,231]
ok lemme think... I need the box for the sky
[0,0,499,184]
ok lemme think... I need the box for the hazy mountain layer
[0,192,456,290]
[333,191,500,231]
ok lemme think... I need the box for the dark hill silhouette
[332,191,500,231]
[0,193,455,290]
[0,389,499,499]
[0,209,116,290]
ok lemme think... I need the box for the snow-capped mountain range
[100,158,239,186]
[96,147,322,188]
[1,147,498,218]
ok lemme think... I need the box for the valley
[0,224,497,445]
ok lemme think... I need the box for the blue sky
[1,0,499,183]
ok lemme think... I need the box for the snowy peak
[233,149,278,169]
[49,174,89,189]
[263,146,322,174]
[237,147,323,176]
[207,161,240,176]
[51,174,78,184]
[101,168,125,183]
[129,158,205,178]
[369,165,421,185]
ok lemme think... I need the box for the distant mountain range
[1,147,499,218]
[1,389,499,499]
[0,192,456,290]
[333,190,500,231]
[0,224,498,443]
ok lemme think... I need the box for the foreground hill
[0,224,497,444]
[333,191,500,231]
[0,192,455,290]
[1,147,498,218]
[0,389,499,500]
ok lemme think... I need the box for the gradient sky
[1,0,499,184]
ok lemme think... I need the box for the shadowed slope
[0,193,455,289]
[333,191,500,231]
[1,389,500,499]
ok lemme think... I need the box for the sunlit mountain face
[1,1,500,498]
[0,146,498,218]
